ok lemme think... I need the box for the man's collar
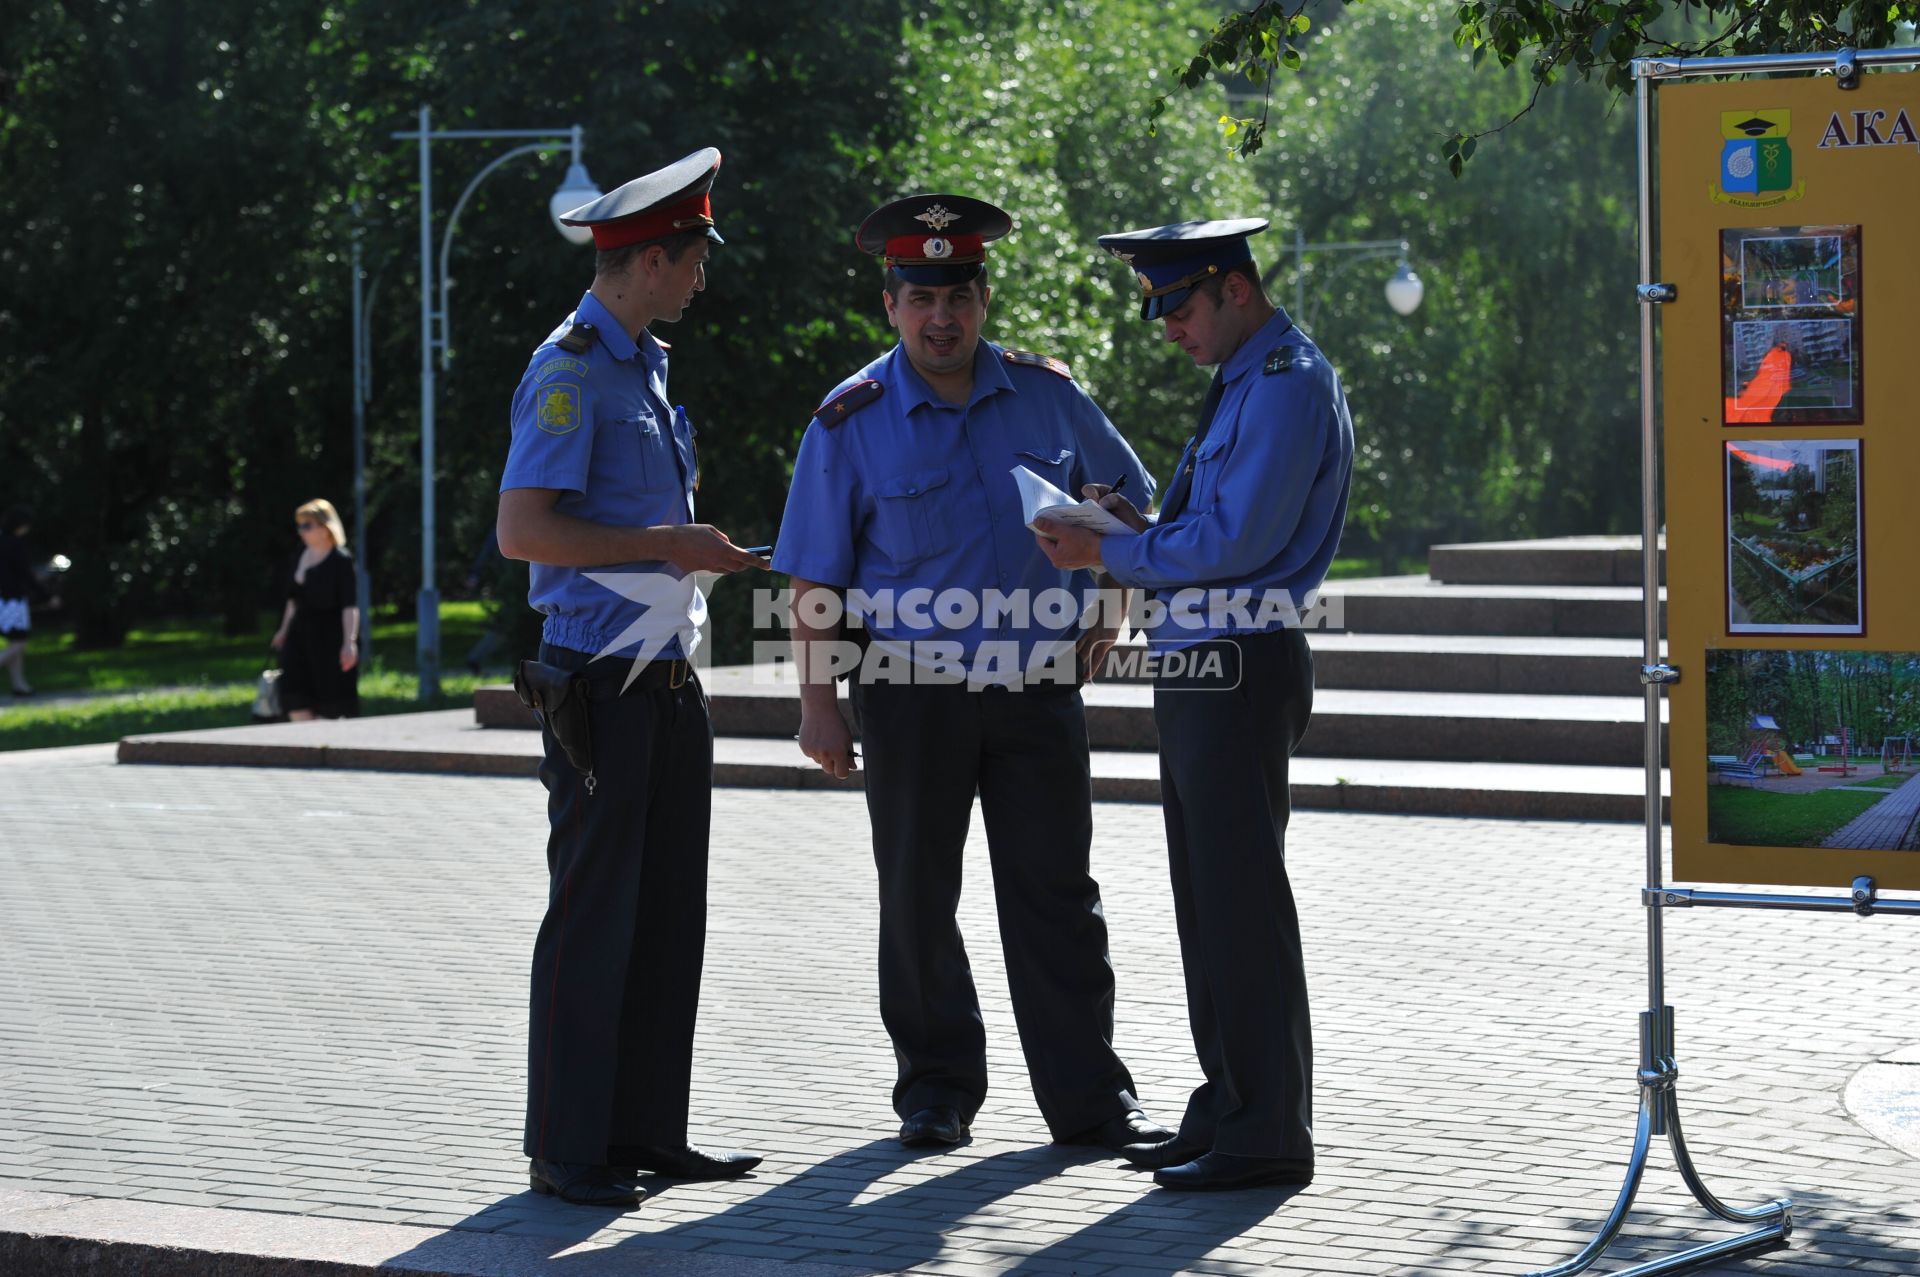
[887,340,1013,414]
[1220,307,1295,383]
[575,291,640,362]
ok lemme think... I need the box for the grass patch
[1853,773,1915,790]
[1706,785,1885,847]
[0,604,499,752]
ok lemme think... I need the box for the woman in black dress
[271,499,360,720]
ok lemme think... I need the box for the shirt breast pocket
[1188,436,1230,512]
[872,467,952,569]
[622,412,679,493]
[1014,446,1075,490]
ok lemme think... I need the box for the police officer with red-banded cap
[496,148,766,1208]
[776,194,1169,1154]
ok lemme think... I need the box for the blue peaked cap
[1096,218,1269,319]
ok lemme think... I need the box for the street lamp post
[1262,227,1425,326]
[391,106,600,701]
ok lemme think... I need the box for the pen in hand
[1109,473,1128,497]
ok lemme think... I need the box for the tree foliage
[1168,0,1920,169]
[0,0,1680,656]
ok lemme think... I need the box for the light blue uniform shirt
[499,291,700,660]
[774,340,1154,678]
[1103,309,1353,651]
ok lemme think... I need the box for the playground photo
[1720,223,1863,424]
[1725,438,1862,634]
[1704,647,1920,851]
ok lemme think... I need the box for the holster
[514,659,595,786]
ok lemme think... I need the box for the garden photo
[1725,438,1862,634]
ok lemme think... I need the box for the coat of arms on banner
[1715,110,1805,206]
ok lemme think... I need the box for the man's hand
[339,639,359,672]
[1034,517,1105,571]
[1080,483,1150,533]
[1075,621,1121,684]
[660,525,772,574]
[798,704,857,779]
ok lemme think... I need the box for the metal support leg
[1525,1010,1792,1277]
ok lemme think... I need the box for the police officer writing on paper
[495,149,766,1209]
[1035,219,1354,1191]
[775,194,1170,1154]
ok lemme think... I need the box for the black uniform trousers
[849,674,1139,1137]
[1153,628,1315,1159]
[523,643,712,1164]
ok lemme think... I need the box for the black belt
[546,649,693,700]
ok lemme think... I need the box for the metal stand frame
[1526,46,1920,1277]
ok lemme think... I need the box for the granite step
[473,669,1665,768]
[114,710,1666,823]
[1317,576,1665,637]
[1427,534,1667,587]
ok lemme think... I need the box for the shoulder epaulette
[815,378,884,427]
[1003,348,1073,380]
[555,322,596,355]
[1265,347,1315,376]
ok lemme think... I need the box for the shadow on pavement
[383,1138,1290,1274]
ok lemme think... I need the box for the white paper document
[1011,465,1138,536]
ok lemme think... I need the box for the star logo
[915,204,960,231]
[582,570,706,691]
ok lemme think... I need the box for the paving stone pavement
[1,743,1918,1275]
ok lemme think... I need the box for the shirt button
[906,486,918,495]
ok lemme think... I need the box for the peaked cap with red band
[559,147,725,251]
[856,193,1012,286]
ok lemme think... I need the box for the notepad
[1012,465,1139,536]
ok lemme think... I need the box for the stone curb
[0,1187,878,1277]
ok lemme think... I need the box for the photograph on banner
[1724,438,1861,635]
[1705,648,1920,851]
[1720,224,1862,425]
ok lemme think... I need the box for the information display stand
[1526,47,1920,1277]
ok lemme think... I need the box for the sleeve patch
[815,378,884,427]
[535,384,583,435]
[1003,348,1072,379]
[533,356,589,383]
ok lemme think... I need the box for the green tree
[877,0,1268,480]
[1167,0,1920,166]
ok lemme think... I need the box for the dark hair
[1190,261,1263,307]
[595,229,708,279]
[0,506,29,534]
[883,266,991,301]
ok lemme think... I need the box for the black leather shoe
[1121,1137,1210,1169]
[608,1143,762,1180]
[898,1106,969,1147]
[1058,1107,1173,1152]
[1154,1151,1314,1191]
[528,1159,645,1208]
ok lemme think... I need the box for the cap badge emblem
[1110,249,1136,264]
[915,204,960,231]
[923,237,953,259]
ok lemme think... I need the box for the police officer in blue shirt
[496,148,767,1208]
[1036,219,1354,1191]
[776,194,1170,1154]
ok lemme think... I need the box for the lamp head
[1385,261,1424,316]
